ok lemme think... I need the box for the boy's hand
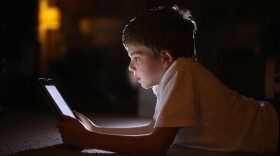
[56,115,90,148]
[73,111,96,131]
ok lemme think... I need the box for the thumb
[73,111,91,123]
[73,111,96,130]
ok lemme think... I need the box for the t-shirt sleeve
[154,68,200,128]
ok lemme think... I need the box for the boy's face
[127,45,167,89]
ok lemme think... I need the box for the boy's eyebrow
[128,51,143,57]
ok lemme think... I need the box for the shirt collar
[152,58,180,96]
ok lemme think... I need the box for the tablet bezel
[38,78,76,120]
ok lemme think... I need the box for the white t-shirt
[152,57,278,153]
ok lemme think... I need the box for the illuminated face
[127,45,166,89]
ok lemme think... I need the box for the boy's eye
[134,57,140,61]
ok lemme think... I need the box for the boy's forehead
[128,51,144,57]
[127,45,144,56]
[126,44,139,52]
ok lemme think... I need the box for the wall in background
[0,0,279,115]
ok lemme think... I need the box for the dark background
[0,0,279,115]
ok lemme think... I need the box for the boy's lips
[135,75,141,82]
[134,73,140,81]
[135,76,140,81]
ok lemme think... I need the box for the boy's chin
[140,83,154,89]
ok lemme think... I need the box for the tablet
[38,78,76,120]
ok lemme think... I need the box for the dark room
[0,0,280,155]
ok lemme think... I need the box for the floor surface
[0,110,279,156]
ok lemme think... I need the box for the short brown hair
[122,6,197,60]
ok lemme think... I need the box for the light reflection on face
[127,45,166,89]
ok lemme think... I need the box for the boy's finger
[73,110,84,118]
[73,111,88,121]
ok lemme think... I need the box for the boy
[56,6,279,155]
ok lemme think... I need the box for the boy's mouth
[134,73,141,81]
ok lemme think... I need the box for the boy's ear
[160,50,174,68]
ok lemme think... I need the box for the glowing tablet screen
[45,85,76,118]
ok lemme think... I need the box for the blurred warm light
[39,0,60,31]
[39,7,60,30]
[80,17,92,36]
[38,0,61,75]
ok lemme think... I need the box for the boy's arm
[75,111,155,135]
[57,116,179,155]
[85,126,178,155]
[92,122,155,135]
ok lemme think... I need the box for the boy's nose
[128,62,135,72]
[128,65,133,72]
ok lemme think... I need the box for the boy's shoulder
[174,57,209,77]
[174,57,197,70]
[164,57,196,78]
